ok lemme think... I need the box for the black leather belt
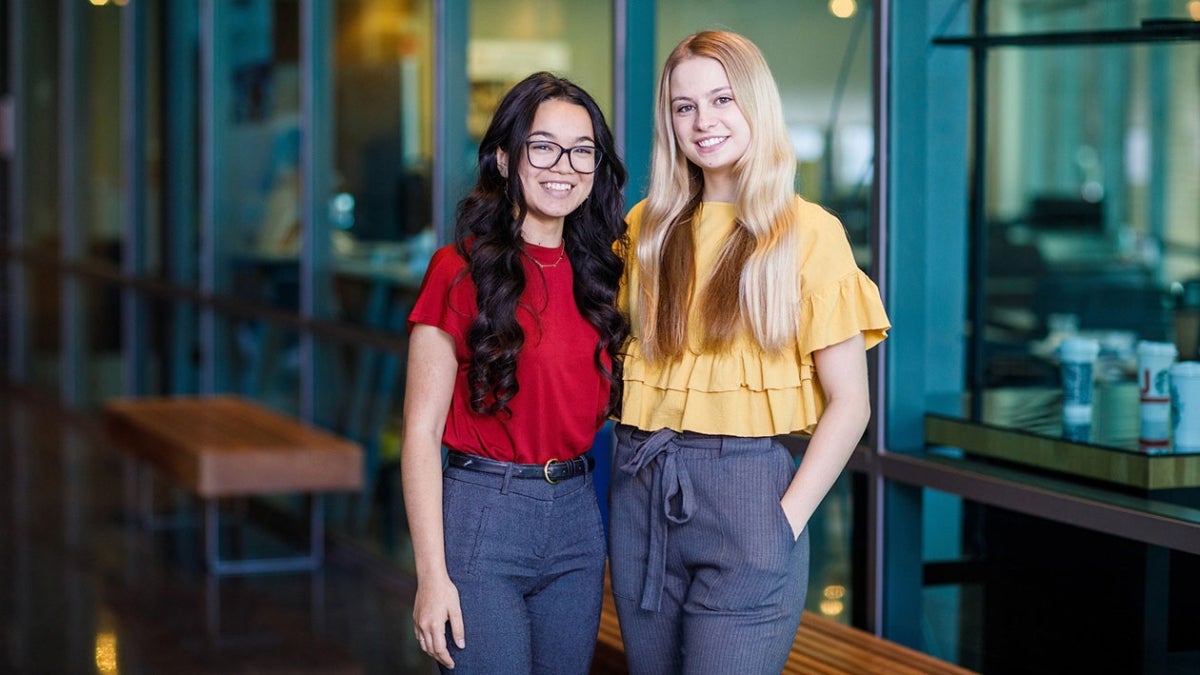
[446,451,594,484]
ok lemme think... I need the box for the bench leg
[203,494,326,575]
[135,464,195,531]
[204,562,329,639]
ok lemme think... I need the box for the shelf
[925,413,1200,490]
[933,22,1200,49]
[881,449,1200,555]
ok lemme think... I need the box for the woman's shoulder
[791,195,852,245]
[624,199,648,238]
[791,194,844,229]
[626,199,648,222]
[429,242,467,269]
[418,243,469,289]
[790,195,861,283]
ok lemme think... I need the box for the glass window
[329,0,435,333]
[974,3,1200,457]
[22,1,61,393]
[157,3,202,288]
[219,0,302,309]
[469,0,615,130]
[82,4,122,270]
[81,277,123,405]
[26,260,60,395]
[142,0,164,280]
[23,1,59,253]
[214,1,302,407]
[318,1,435,546]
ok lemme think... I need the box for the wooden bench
[594,576,975,675]
[104,395,363,576]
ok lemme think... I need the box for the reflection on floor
[0,385,436,674]
[0,384,857,674]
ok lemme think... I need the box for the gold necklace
[525,241,566,269]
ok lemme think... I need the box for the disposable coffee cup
[1062,403,1092,442]
[1059,337,1100,407]
[1170,362,1200,453]
[1136,340,1177,450]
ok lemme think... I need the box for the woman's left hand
[780,498,806,541]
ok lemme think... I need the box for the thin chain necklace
[525,241,566,269]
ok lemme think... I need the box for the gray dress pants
[441,465,606,674]
[609,425,809,675]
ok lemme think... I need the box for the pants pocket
[442,476,491,578]
[696,446,800,611]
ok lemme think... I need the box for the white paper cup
[1170,362,1200,453]
[1060,337,1100,410]
[1062,403,1092,443]
[1137,340,1177,449]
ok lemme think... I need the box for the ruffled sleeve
[798,270,890,358]
[795,196,890,359]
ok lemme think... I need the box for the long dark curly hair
[453,72,628,418]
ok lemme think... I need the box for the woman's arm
[780,332,871,538]
[401,323,464,668]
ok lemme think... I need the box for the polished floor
[0,385,443,674]
[0,384,642,674]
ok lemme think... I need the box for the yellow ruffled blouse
[619,197,891,437]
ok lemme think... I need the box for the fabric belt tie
[618,428,695,611]
[446,451,593,483]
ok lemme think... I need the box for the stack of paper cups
[1170,362,1200,453]
[1059,337,1100,442]
[1136,340,1177,452]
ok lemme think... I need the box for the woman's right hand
[413,573,466,669]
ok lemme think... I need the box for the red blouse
[407,242,611,464]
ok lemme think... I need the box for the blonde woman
[608,30,890,674]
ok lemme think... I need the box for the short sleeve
[795,198,890,358]
[407,244,475,345]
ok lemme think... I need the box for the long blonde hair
[637,30,799,363]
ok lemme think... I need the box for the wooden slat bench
[104,395,363,576]
[594,575,975,675]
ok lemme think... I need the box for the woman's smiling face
[498,99,596,234]
[668,56,751,196]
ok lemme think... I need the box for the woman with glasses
[608,31,890,673]
[402,71,627,674]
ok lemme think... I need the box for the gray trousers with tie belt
[608,425,810,675]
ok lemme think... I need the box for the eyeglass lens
[525,140,600,173]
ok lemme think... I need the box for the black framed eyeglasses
[524,140,602,174]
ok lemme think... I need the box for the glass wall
[213,0,303,414]
[976,2,1200,453]
[0,0,9,376]
[155,1,201,396]
[22,1,60,394]
[81,5,122,270]
[80,4,125,407]
[322,0,436,553]
[470,0,614,123]
[887,1,1200,669]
